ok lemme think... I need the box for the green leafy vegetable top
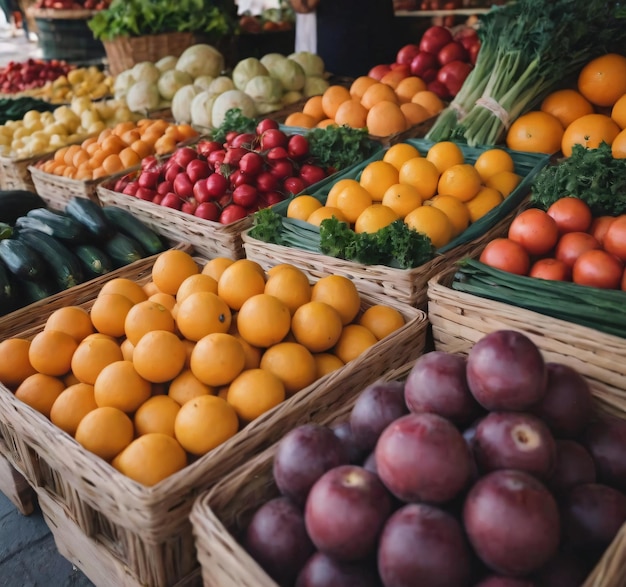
[305,125,379,172]
[248,208,285,245]
[209,108,258,145]
[530,142,626,216]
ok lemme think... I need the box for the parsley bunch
[305,125,379,172]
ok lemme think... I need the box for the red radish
[368,64,391,81]
[224,147,248,166]
[152,193,164,206]
[196,140,223,157]
[396,44,421,66]
[186,159,211,183]
[410,51,439,78]
[427,79,451,100]
[136,187,156,201]
[261,191,284,207]
[261,129,289,150]
[123,182,139,197]
[192,179,211,204]
[239,152,264,176]
[256,118,279,135]
[231,133,257,149]
[141,155,158,170]
[270,160,294,180]
[138,170,160,189]
[230,169,251,189]
[208,150,226,168]
[181,198,198,215]
[438,41,469,66]
[288,135,309,159]
[437,60,473,96]
[232,184,259,208]
[205,173,229,198]
[195,202,220,221]
[157,181,173,196]
[172,147,198,168]
[173,173,194,199]
[220,204,248,224]
[284,176,306,195]
[256,171,279,193]
[267,146,289,161]
[419,26,454,55]
[299,164,327,187]
[165,164,183,184]
[225,130,239,146]
[469,43,481,65]
[161,193,182,210]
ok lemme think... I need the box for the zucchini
[0,257,18,315]
[72,244,114,278]
[17,229,85,290]
[0,190,46,224]
[101,206,166,255]
[0,238,47,281]
[64,197,116,241]
[18,278,61,304]
[102,232,146,268]
[17,208,88,242]
[0,222,12,240]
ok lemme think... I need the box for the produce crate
[243,139,550,309]
[0,447,35,516]
[428,266,626,416]
[0,263,428,586]
[190,358,626,587]
[0,152,47,192]
[190,361,415,587]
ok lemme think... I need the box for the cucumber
[0,238,47,281]
[18,278,61,304]
[0,222,12,240]
[0,257,18,315]
[0,190,46,224]
[72,244,114,278]
[64,197,116,241]
[101,206,166,255]
[17,208,88,242]
[17,229,85,290]
[102,232,146,268]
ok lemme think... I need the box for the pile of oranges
[506,53,626,157]
[284,76,445,137]
[0,250,406,487]
[36,119,199,181]
[287,141,522,250]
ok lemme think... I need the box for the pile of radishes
[0,59,73,94]
[242,330,626,586]
[112,118,328,225]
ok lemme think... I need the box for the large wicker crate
[0,445,35,516]
[0,152,46,192]
[243,139,549,310]
[0,263,428,586]
[428,267,626,416]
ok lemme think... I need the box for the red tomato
[572,249,623,289]
[507,208,559,256]
[529,258,571,282]
[622,268,626,291]
[555,232,601,268]
[479,238,530,276]
[546,197,593,234]
[590,215,617,246]
[603,215,626,262]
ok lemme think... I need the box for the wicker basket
[190,361,415,587]
[103,32,199,77]
[0,268,428,586]
[0,448,34,516]
[428,267,626,416]
[0,152,47,192]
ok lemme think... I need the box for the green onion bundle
[427,0,626,146]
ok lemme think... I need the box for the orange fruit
[426,141,465,174]
[119,147,141,169]
[259,342,317,396]
[578,53,626,108]
[236,293,291,348]
[561,114,621,157]
[70,336,124,385]
[350,76,378,100]
[287,195,323,221]
[380,69,410,89]
[437,163,482,203]
[361,83,399,110]
[226,368,285,422]
[174,394,239,455]
[168,369,213,405]
[14,373,65,418]
[124,300,175,346]
[333,324,378,364]
[151,249,199,296]
[611,94,626,130]
[64,372,81,387]
[217,259,267,311]
[99,277,147,305]
[112,433,187,486]
[395,76,427,103]
[366,101,407,137]
[102,154,125,175]
[29,330,78,376]
[382,143,421,171]
[466,186,504,223]
[428,194,471,237]
[540,89,595,129]
[506,111,564,154]
[485,171,521,198]
[326,178,361,208]
[176,291,232,341]
[405,205,454,249]
[321,85,352,119]
[302,95,326,122]
[75,406,134,461]
[90,293,135,338]
[190,332,246,386]
[264,265,311,315]
[94,360,152,412]
[134,395,181,437]
[0,338,36,389]
[132,330,186,383]
[148,292,177,313]
[334,100,368,128]
[313,353,345,378]
[473,148,515,182]
[311,274,361,325]
[359,160,400,202]
[306,206,349,226]
[317,119,338,129]
[334,181,373,224]
[612,128,626,158]
[201,257,235,281]
[398,157,440,200]
[358,305,405,340]
[284,112,318,129]
[291,301,344,353]
[411,90,444,116]
[354,204,399,234]
[381,183,423,217]
[400,102,432,126]
[50,383,98,436]
[175,273,218,303]
[120,337,134,362]
[44,306,94,342]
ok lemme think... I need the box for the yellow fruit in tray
[358,305,406,340]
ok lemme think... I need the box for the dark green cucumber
[72,244,114,278]
[0,257,18,315]
[17,229,84,290]
[18,278,61,304]
[101,206,166,255]
[17,208,88,242]
[64,197,116,241]
[102,232,146,268]
[0,238,47,281]
[0,190,46,224]
[0,222,12,239]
